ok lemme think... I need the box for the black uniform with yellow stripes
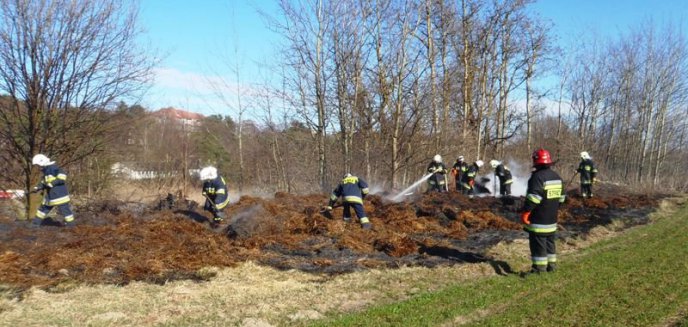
[577,159,598,198]
[202,176,230,221]
[426,162,448,192]
[34,163,75,224]
[460,163,480,195]
[522,166,565,272]
[494,164,513,196]
[328,175,371,227]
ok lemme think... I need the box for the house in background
[151,107,205,131]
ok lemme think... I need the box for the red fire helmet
[532,148,553,165]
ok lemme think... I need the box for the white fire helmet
[32,154,54,167]
[199,166,218,180]
[343,173,352,179]
[458,155,464,161]
[489,160,500,169]
[476,160,484,167]
[580,151,591,160]
[433,154,442,163]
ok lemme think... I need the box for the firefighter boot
[547,263,557,272]
[343,217,352,223]
[64,221,76,228]
[361,223,372,230]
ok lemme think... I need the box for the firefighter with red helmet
[521,148,565,274]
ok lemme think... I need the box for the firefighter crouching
[426,154,448,192]
[490,160,513,196]
[200,166,230,228]
[325,173,372,230]
[31,154,76,227]
[460,160,484,197]
[521,148,565,274]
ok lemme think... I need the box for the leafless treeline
[257,0,688,192]
[1,0,687,201]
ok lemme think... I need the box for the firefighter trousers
[528,232,557,272]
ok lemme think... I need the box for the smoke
[483,159,531,197]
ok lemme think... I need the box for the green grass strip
[310,204,688,327]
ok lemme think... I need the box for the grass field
[312,199,688,327]
[0,198,685,326]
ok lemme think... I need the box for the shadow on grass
[420,245,515,275]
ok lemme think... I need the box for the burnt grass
[0,185,662,291]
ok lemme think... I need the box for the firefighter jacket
[495,164,513,186]
[452,160,469,179]
[329,175,369,205]
[37,164,71,206]
[426,162,447,186]
[523,166,565,234]
[202,176,230,210]
[577,159,598,185]
[460,163,480,189]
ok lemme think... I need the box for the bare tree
[0,0,153,216]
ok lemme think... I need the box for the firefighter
[521,148,565,274]
[200,166,230,228]
[489,160,513,196]
[460,160,484,197]
[577,151,598,198]
[30,154,75,227]
[426,154,448,192]
[325,173,372,230]
[451,156,469,192]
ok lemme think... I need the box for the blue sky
[137,0,688,117]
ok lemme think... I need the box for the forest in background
[0,0,686,201]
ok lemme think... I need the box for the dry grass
[0,261,495,326]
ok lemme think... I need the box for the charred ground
[0,185,661,291]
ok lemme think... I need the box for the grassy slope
[313,202,688,327]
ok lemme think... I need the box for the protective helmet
[343,173,352,179]
[433,154,442,163]
[32,154,54,166]
[489,160,500,169]
[457,155,464,161]
[475,160,484,167]
[532,148,553,166]
[199,166,218,180]
[580,151,590,160]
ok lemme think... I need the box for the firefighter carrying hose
[521,148,565,274]
[426,154,448,192]
[30,154,76,227]
[489,160,513,196]
[577,151,598,198]
[460,160,483,197]
[325,173,372,230]
[200,166,230,228]
[451,156,469,192]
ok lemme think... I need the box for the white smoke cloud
[482,159,531,197]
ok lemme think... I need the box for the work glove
[31,185,43,193]
[469,180,475,187]
[521,211,531,224]
[325,206,333,211]
[593,178,598,184]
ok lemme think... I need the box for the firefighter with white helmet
[577,151,598,198]
[489,159,513,196]
[426,154,448,192]
[30,154,75,227]
[200,166,230,228]
[451,156,469,192]
[460,160,483,197]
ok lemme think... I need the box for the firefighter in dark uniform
[426,154,448,192]
[577,151,598,198]
[521,148,565,273]
[31,154,75,227]
[460,160,484,197]
[489,160,513,196]
[326,173,372,229]
[200,166,230,227]
[451,156,469,192]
